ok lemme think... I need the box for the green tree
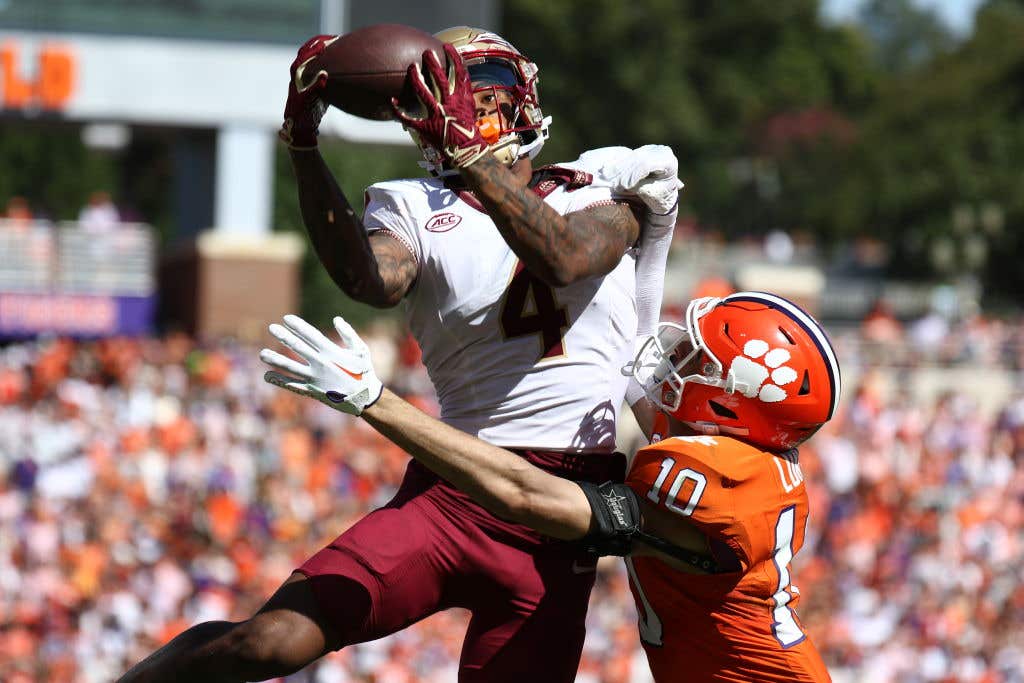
[850,0,1024,301]
[503,0,878,235]
[0,123,118,221]
[859,0,955,73]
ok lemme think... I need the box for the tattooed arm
[289,149,417,308]
[460,155,640,288]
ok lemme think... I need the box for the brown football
[306,24,444,121]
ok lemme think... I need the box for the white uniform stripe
[771,505,805,647]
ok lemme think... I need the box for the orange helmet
[631,292,841,451]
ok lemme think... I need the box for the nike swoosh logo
[333,362,363,381]
[571,560,597,574]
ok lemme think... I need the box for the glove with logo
[261,314,382,416]
[279,35,339,150]
[391,43,489,169]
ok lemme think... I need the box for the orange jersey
[624,431,830,682]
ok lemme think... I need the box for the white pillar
[214,124,273,236]
[320,0,347,33]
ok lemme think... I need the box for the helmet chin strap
[687,421,750,438]
[723,370,752,396]
[688,421,722,436]
[417,117,536,176]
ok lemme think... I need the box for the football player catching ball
[120,26,680,683]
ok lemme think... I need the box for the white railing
[0,219,155,296]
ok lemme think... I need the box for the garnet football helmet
[631,292,841,451]
[416,26,551,175]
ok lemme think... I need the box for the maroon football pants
[298,452,623,682]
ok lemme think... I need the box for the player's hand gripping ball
[284,24,446,137]
[279,34,337,149]
[391,43,490,170]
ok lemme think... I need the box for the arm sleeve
[634,206,676,339]
[363,183,423,266]
[624,206,675,407]
[590,145,679,401]
[624,380,646,407]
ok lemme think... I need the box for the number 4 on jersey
[500,261,570,360]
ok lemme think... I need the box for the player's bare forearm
[363,389,593,539]
[460,155,640,287]
[629,398,658,441]
[288,149,414,307]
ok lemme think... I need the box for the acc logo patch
[425,212,462,232]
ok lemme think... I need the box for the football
[306,24,444,121]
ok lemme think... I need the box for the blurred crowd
[848,301,1024,370]
[798,380,1024,682]
[3,192,129,233]
[0,322,1021,682]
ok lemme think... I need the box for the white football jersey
[363,150,640,453]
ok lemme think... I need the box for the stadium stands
[0,220,156,338]
[0,321,1021,682]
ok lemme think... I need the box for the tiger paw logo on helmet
[729,339,800,403]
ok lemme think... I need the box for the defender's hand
[280,35,338,150]
[601,145,684,215]
[391,43,489,169]
[261,314,382,415]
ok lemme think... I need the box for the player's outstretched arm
[364,389,594,540]
[461,155,640,287]
[260,314,592,540]
[260,314,721,568]
[280,37,415,308]
[288,151,416,308]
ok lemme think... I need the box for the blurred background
[0,0,1022,681]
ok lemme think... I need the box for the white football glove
[260,314,383,416]
[599,144,684,215]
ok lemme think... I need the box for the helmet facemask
[631,296,756,414]
[418,27,552,176]
[464,57,547,168]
